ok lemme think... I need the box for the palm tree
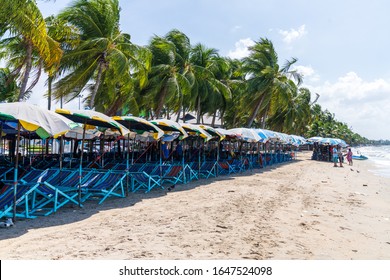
[53,0,149,111]
[189,43,230,124]
[44,15,80,109]
[0,0,62,101]
[243,38,302,127]
[0,67,18,102]
[141,31,191,119]
[267,86,312,134]
[222,58,247,128]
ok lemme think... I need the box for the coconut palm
[0,0,62,101]
[0,68,18,102]
[189,43,230,124]
[243,38,302,127]
[141,31,191,119]
[267,86,312,134]
[53,0,149,111]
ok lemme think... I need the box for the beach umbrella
[274,132,289,144]
[261,129,280,142]
[198,124,225,141]
[149,119,188,138]
[288,135,307,146]
[112,115,164,140]
[0,102,74,221]
[318,137,341,146]
[226,127,262,143]
[252,129,269,143]
[55,108,130,204]
[181,123,213,142]
[215,128,239,140]
[112,116,164,192]
[149,119,189,178]
[307,136,323,143]
[64,126,101,140]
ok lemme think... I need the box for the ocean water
[353,146,390,178]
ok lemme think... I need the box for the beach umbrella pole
[78,123,86,207]
[12,122,21,222]
[126,133,130,196]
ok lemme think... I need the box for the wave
[355,146,390,178]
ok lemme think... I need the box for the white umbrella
[0,102,74,221]
[226,127,262,143]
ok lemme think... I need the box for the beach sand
[1,151,389,260]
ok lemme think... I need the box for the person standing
[338,146,344,167]
[332,146,338,167]
[346,148,353,166]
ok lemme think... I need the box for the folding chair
[184,162,199,182]
[218,161,237,175]
[161,165,184,185]
[130,172,162,193]
[198,161,217,178]
[0,183,32,219]
[81,171,126,204]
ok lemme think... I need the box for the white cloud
[227,38,255,59]
[293,65,320,82]
[306,72,390,139]
[279,24,307,44]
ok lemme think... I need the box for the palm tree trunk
[47,76,52,110]
[18,41,33,101]
[211,110,216,127]
[90,61,104,109]
[155,86,168,119]
[196,96,201,124]
[175,107,181,122]
[247,94,265,127]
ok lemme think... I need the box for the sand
[0,151,389,260]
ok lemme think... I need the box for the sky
[26,0,390,140]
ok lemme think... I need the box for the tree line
[0,0,369,145]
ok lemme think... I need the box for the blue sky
[30,0,390,140]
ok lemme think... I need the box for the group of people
[332,146,353,167]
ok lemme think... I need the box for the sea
[353,145,390,179]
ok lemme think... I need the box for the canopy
[274,132,290,144]
[64,126,101,140]
[226,127,262,143]
[112,115,164,140]
[215,128,239,140]
[307,136,323,143]
[252,129,269,142]
[318,137,348,147]
[198,124,225,141]
[288,135,307,146]
[0,102,74,139]
[55,108,130,136]
[260,129,279,141]
[0,102,75,221]
[181,123,213,141]
[150,119,188,138]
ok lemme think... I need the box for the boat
[352,154,368,160]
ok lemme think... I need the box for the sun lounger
[130,171,162,193]
[161,165,184,185]
[81,171,126,204]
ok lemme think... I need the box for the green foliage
[0,0,369,144]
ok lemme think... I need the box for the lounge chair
[0,183,31,219]
[161,165,184,185]
[198,161,217,178]
[81,171,126,204]
[130,171,162,193]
